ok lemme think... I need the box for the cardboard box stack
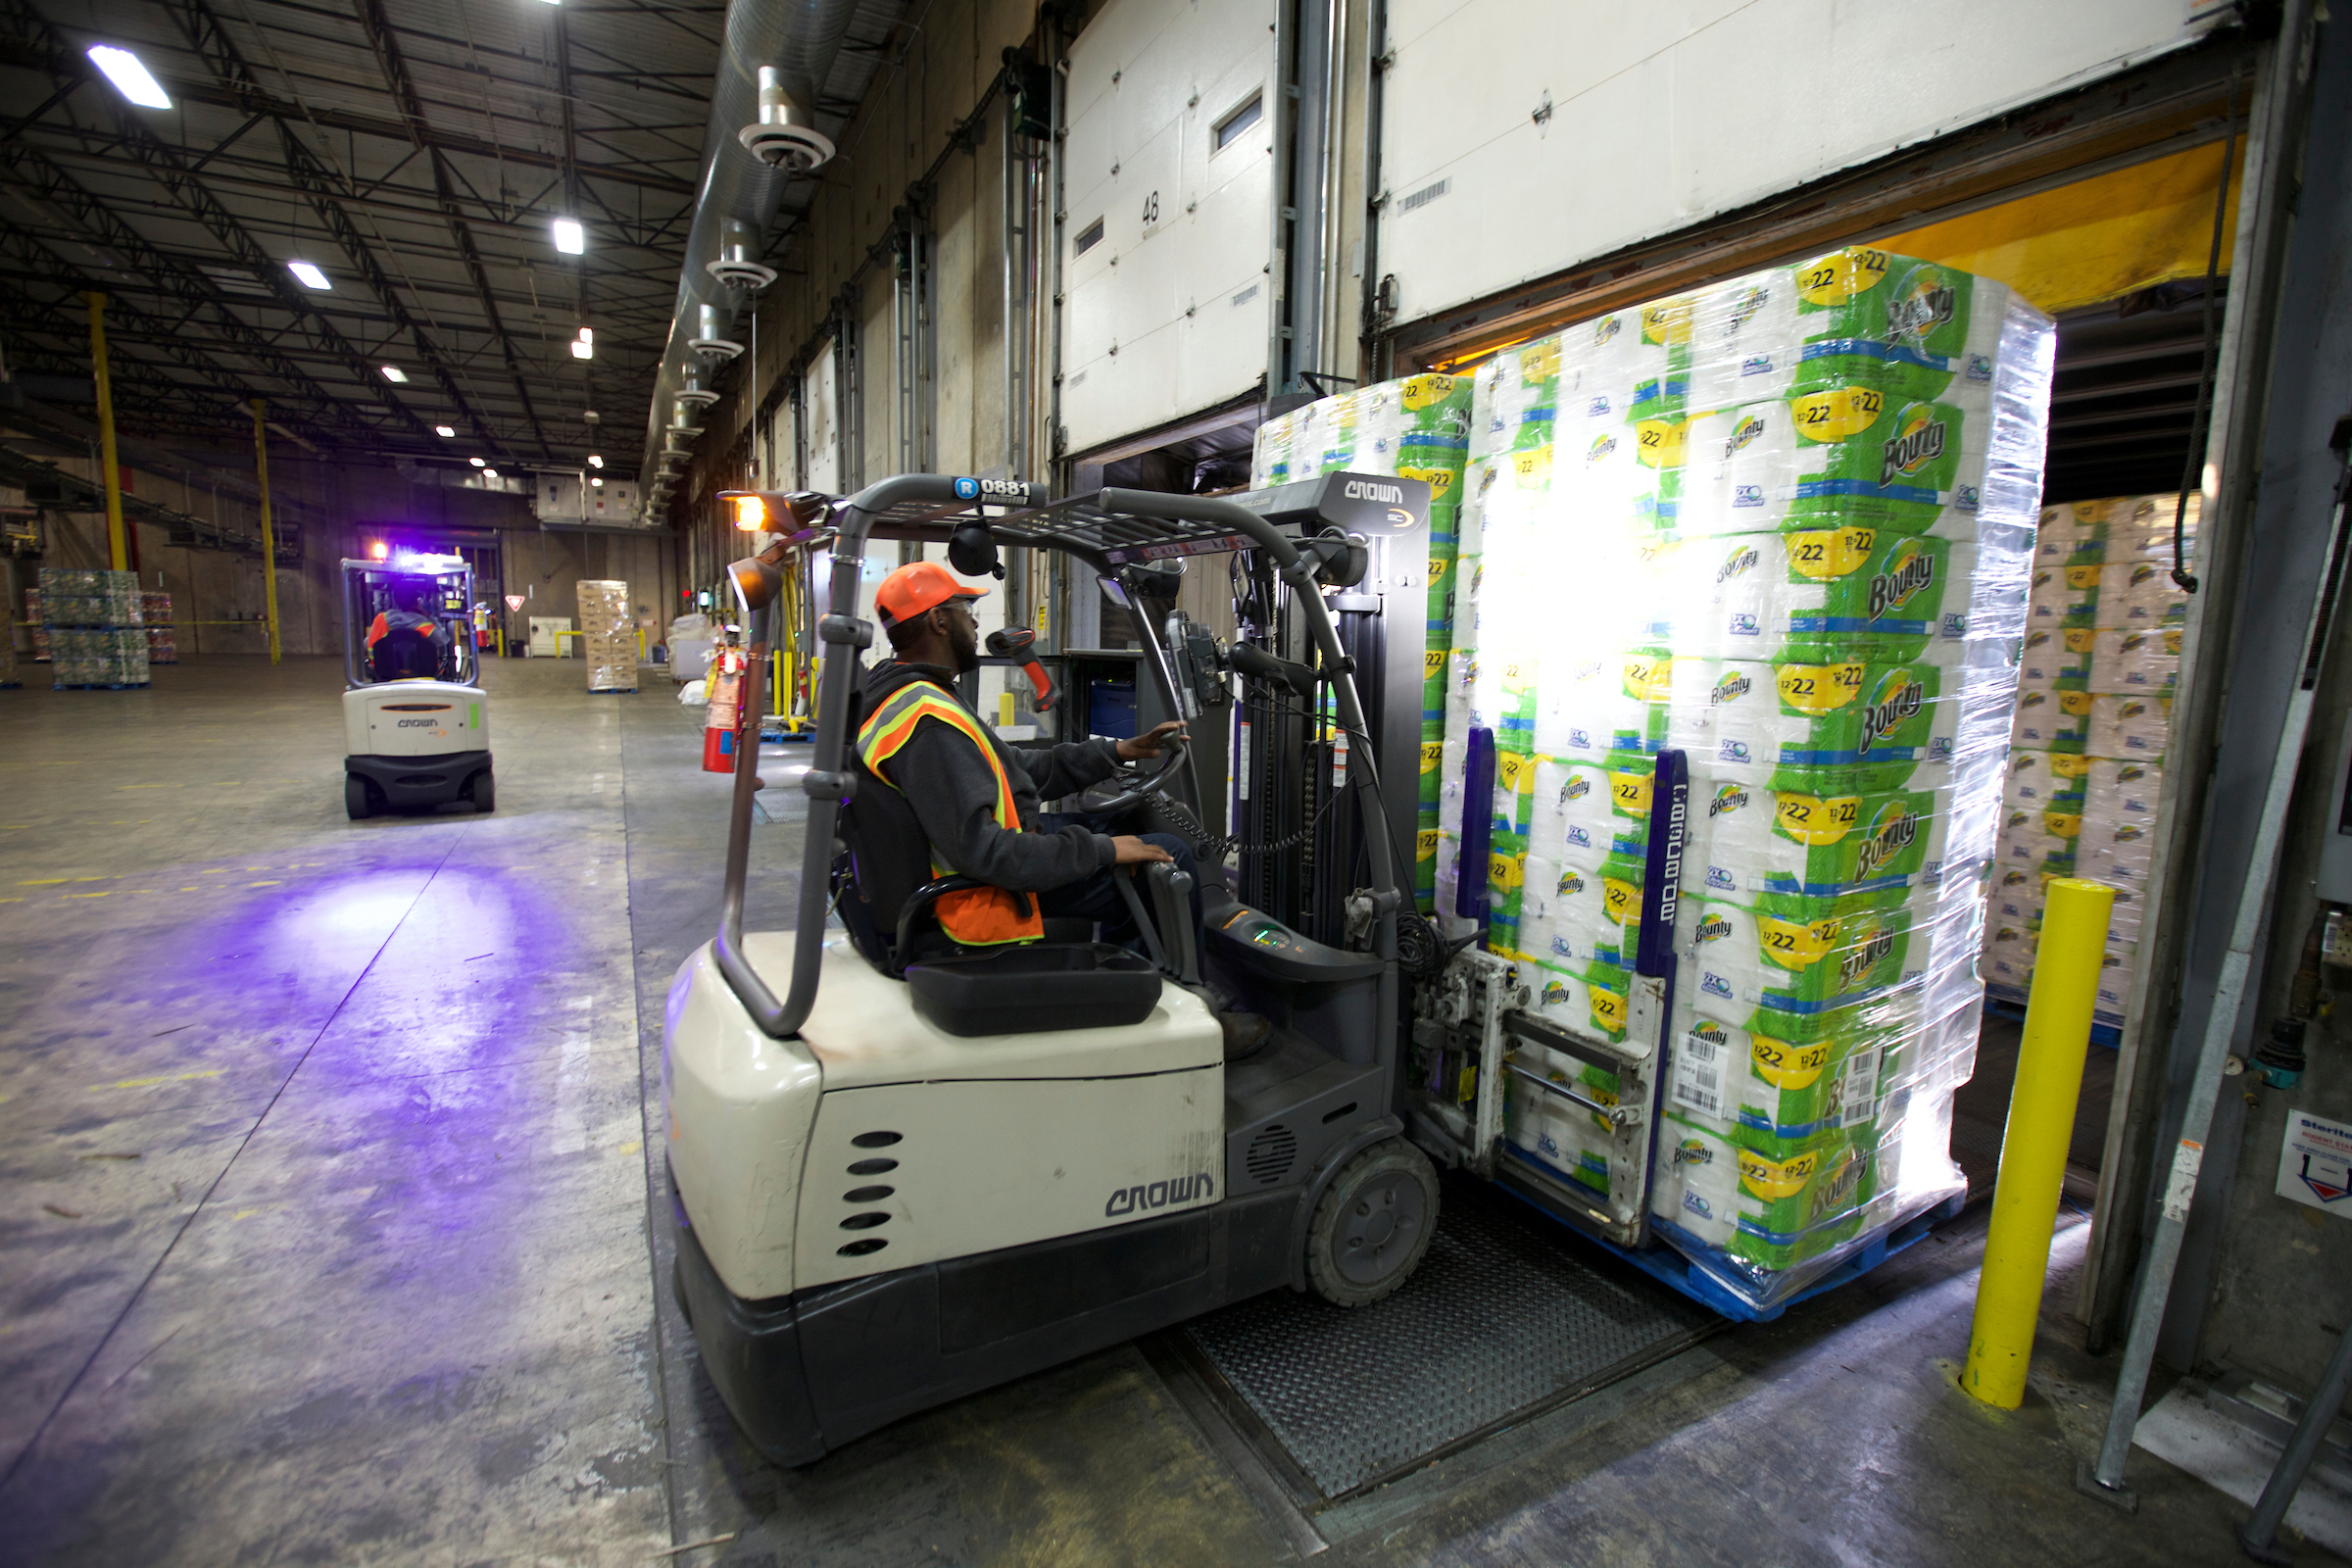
[1439,248,2055,1310]
[40,567,150,689]
[23,590,49,662]
[1250,372,1475,906]
[576,579,637,692]
[141,591,176,663]
[1985,492,2193,1027]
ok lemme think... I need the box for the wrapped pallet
[576,579,637,692]
[39,567,148,688]
[1443,249,2057,1312]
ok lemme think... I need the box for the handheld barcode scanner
[985,626,1056,711]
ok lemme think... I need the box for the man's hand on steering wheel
[1115,720,1188,761]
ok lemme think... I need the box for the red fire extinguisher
[702,636,749,774]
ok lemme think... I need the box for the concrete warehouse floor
[0,656,2338,1567]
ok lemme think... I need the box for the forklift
[338,553,495,818]
[662,471,1691,1464]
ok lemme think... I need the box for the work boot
[1217,1010,1273,1062]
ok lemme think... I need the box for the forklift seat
[835,707,1161,1037]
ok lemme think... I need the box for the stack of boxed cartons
[1251,372,1474,906]
[141,591,176,663]
[1985,492,2192,1027]
[576,579,637,692]
[40,567,149,689]
[1442,249,2053,1310]
[23,590,49,662]
[0,583,16,686]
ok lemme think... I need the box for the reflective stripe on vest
[856,681,1043,947]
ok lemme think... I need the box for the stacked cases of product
[1430,250,2053,1309]
[39,567,151,689]
[1251,373,1475,906]
[23,591,49,662]
[141,592,175,663]
[0,587,16,686]
[576,579,638,692]
[1985,492,2192,1027]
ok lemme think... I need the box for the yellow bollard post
[250,400,281,664]
[84,292,128,570]
[1962,875,2117,1408]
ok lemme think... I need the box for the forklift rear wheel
[1305,1139,1439,1307]
[345,775,371,820]
[468,771,495,812]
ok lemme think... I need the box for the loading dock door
[1374,0,2209,332]
[1061,0,1276,455]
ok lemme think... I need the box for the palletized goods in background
[24,590,48,662]
[39,567,149,688]
[1987,490,2194,1028]
[576,579,637,693]
[1252,372,1474,906]
[1430,247,2054,1311]
[141,592,176,663]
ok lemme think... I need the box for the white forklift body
[339,555,494,817]
[665,932,1223,1301]
[662,473,1442,1465]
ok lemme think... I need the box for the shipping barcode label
[1832,1046,1881,1127]
[1671,1028,1724,1116]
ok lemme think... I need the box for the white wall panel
[1061,0,1276,454]
[1378,0,2202,325]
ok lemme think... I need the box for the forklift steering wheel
[1075,739,1186,817]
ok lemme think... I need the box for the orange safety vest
[856,681,1044,947]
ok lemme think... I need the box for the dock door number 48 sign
[2276,1109,2352,1215]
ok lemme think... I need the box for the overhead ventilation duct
[635,0,856,518]
[675,369,721,410]
[740,66,834,172]
[708,215,778,294]
[688,303,745,365]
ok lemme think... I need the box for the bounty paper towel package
[1432,250,2050,1311]
[1985,491,2191,1026]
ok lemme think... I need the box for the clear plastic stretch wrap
[1987,489,2194,1024]
[38,567,150,688]
[576,579,638,694]
[1454,251,2056,1310]
[1251,373,1475,907]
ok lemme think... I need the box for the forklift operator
[366,586,454,681]
[858,560,1201,954]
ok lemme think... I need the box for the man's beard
[950,620,981,674]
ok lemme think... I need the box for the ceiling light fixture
[588,454,603,468]
[552,218,585,256]
[469,457,486,467]
[591,476,604,487]
[482,467,499,480]
[570,338,593,361]
[86,45,172,109]
[380,365,407,382]
[287,260,331,290]
[434,424,457,438]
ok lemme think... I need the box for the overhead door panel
[1379,0,2204,326]
[806,344,838,496]
[1063,0,1275,455]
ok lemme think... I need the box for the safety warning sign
[2275,1109,2352,1215]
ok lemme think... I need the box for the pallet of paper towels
[1437,246,2056,1308]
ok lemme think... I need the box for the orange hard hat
[875,559,988,626]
